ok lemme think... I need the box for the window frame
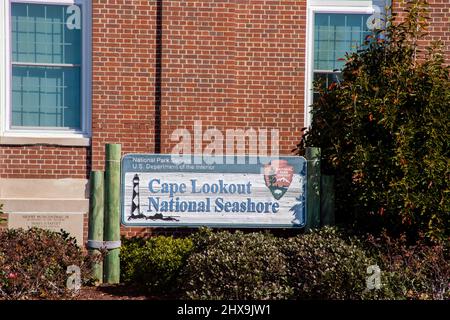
[0,0,91,139]
[304,0,375,127]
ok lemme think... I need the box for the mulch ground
[75,284,167,300]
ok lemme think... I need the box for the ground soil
[75,284,163,300]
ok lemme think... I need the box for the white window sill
[0,135,90,146]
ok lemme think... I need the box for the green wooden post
[320,175,335,226]
[88,171,104,283]
[104,144,121,284]
[306,147,321,230]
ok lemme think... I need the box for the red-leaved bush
[366,232,450,300]
[0,228,98,300]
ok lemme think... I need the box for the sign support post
[88,171,104,283]
[306,147,321,230]
[104,144,121,284]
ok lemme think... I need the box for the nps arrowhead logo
[263,160,294,200]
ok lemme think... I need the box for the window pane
[12,66,81,129]
[314,13,370,71]
[12,3,81,64]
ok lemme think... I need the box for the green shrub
[0,228,96,300]
[120,235,193,296]
[182,229,292,300]
[296,0,449,241]
[281,227,387,299]
[120,228,447,300]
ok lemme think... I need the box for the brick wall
[2,0,447,178]
[159,0,306,155]
[91,0,307,172]
[0,146,89,179]
[91,0,157,171]
[89,0,308,238]
[1,0,449,240]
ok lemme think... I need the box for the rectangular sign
[121,154,307,228]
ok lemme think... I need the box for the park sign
[121,154,307,228]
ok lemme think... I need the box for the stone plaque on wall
[8,213,84,245]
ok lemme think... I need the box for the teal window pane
[11,3,82,130]
[12,3,81,64]
[12,66,81,129]
[314,13,370,71]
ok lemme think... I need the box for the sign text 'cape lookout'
[121,155,307,228]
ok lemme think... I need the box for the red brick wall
[3,0,447,178]
[160,0,306,155]
[90,0,307,172]
[91,0,157,171]
[0,146,89,179]
[1,0,449,240]
[89,0,308,238]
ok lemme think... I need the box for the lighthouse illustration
[130,174,141,219]
[128,174,146,220]
[128,174,179,222]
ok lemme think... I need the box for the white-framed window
[0,0,91,139]
[304,0,386,127]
